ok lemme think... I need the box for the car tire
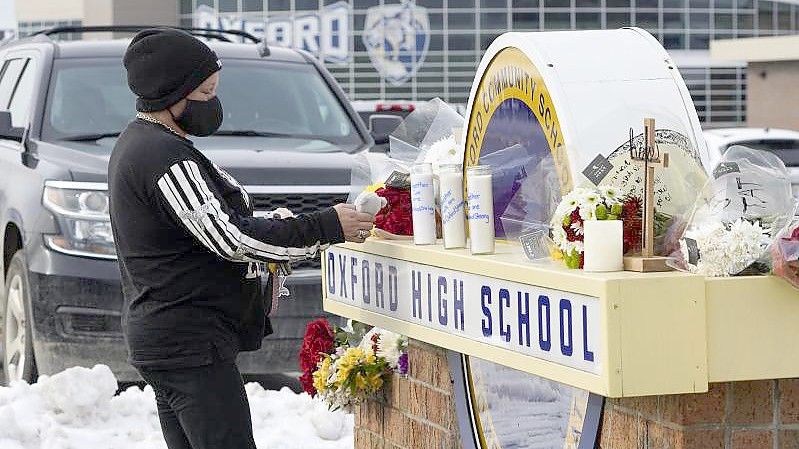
[1,251,37,385]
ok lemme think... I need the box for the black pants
[137,357,257,449]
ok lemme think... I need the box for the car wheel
[2,251,37,384]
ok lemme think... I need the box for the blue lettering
[375,263,384,308]
[412,270,422,319]
[538,295,551,351]
[453,279,465,331]
[388,266,398,312]
[350,257,358,302]
[338,255,347,299]
[583,305,594,362]
[560,299,573,357]
[518,292,531,347]
[362,260,370,304]
[481,286,492,337]
[326,252,335,294]
[427,273,433,322]
[499,288,511,343]
[437,276,448,326]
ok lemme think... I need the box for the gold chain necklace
[136,112,182,137]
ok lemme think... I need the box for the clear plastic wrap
[672,145,797,276]
[773,218,799,289]
[349,98,464,239]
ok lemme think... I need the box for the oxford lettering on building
[193,3,350,63]
[325,246,601,374]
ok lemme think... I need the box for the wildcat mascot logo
[362,2,430,86]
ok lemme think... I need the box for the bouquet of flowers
[299,319,408,411]
[672,146,796,276]
[551,187,623,269]
[773,219,799,289]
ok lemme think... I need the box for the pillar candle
[410,163,437,245]
[466,165,495,255]
[438,164,466,249]
[583,220,624,272]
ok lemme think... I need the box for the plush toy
[354,190,387,216]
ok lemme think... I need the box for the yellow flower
[335,347,366,386]
[365,183,385,193]
[313,356,332,393]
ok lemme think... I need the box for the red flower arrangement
[374,186,413,236]
[298,318,335,396]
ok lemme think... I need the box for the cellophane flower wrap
[672,145,797,276]
[348,98,463,239]
[773,219,799,289]
[300,319,409,411]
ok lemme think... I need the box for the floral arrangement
[299,319,408,411]
[679,218,772,277]
[551,187,623,269]
[372,184,414,236]
[772,220,799,289]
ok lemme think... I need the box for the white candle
[582,220,624,272]
[438,164,466,249]
[466,165,495,255]
[410,163,437,245]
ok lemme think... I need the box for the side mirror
[0,111,23,141]
[368,114,403,152]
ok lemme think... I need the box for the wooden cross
[624,118,671,271]
[635,118,669,256]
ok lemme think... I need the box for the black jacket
[108,119,344,369]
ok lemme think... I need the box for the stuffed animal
[354,190,387,216]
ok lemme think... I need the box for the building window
[576,13,601,28]
[544,12,572,29]
[513,12,541,29]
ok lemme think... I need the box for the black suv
[0,27,376,384]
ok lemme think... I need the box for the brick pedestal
[355,340,799,449]
[355,340,461,449]
[602,379,799,449]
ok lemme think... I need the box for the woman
[108,28,374,449]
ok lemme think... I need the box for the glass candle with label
[466,165,495,254]
[438,164,466,249]
[410,163,437,245]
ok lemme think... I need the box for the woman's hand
[334,204,375,243]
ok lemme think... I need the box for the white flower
[600,186,621,205]
[680,218,770,276]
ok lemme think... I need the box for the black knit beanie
[123,28,221,112]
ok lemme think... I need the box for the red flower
[374,186,413,236]
[299,371,315,396]
[621,196,643,254]
[298,318,335,396]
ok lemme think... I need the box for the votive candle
[466,165,495,254]
[410,163,437,245]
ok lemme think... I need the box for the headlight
[43,181,115,259]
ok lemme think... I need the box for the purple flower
[397,352,409,376]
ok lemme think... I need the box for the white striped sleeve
[155,160,326,263]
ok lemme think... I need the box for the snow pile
[0,365,353,449]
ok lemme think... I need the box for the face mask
[173,96,223,137]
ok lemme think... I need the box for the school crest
[362,2,430,86]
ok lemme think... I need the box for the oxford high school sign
[325,245,602,374]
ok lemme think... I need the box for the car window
[0,58,26,110]
[43,58,365,151]
[724,139,799,167]
[8,58,37,128]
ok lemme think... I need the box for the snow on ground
[0,365,353,449]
